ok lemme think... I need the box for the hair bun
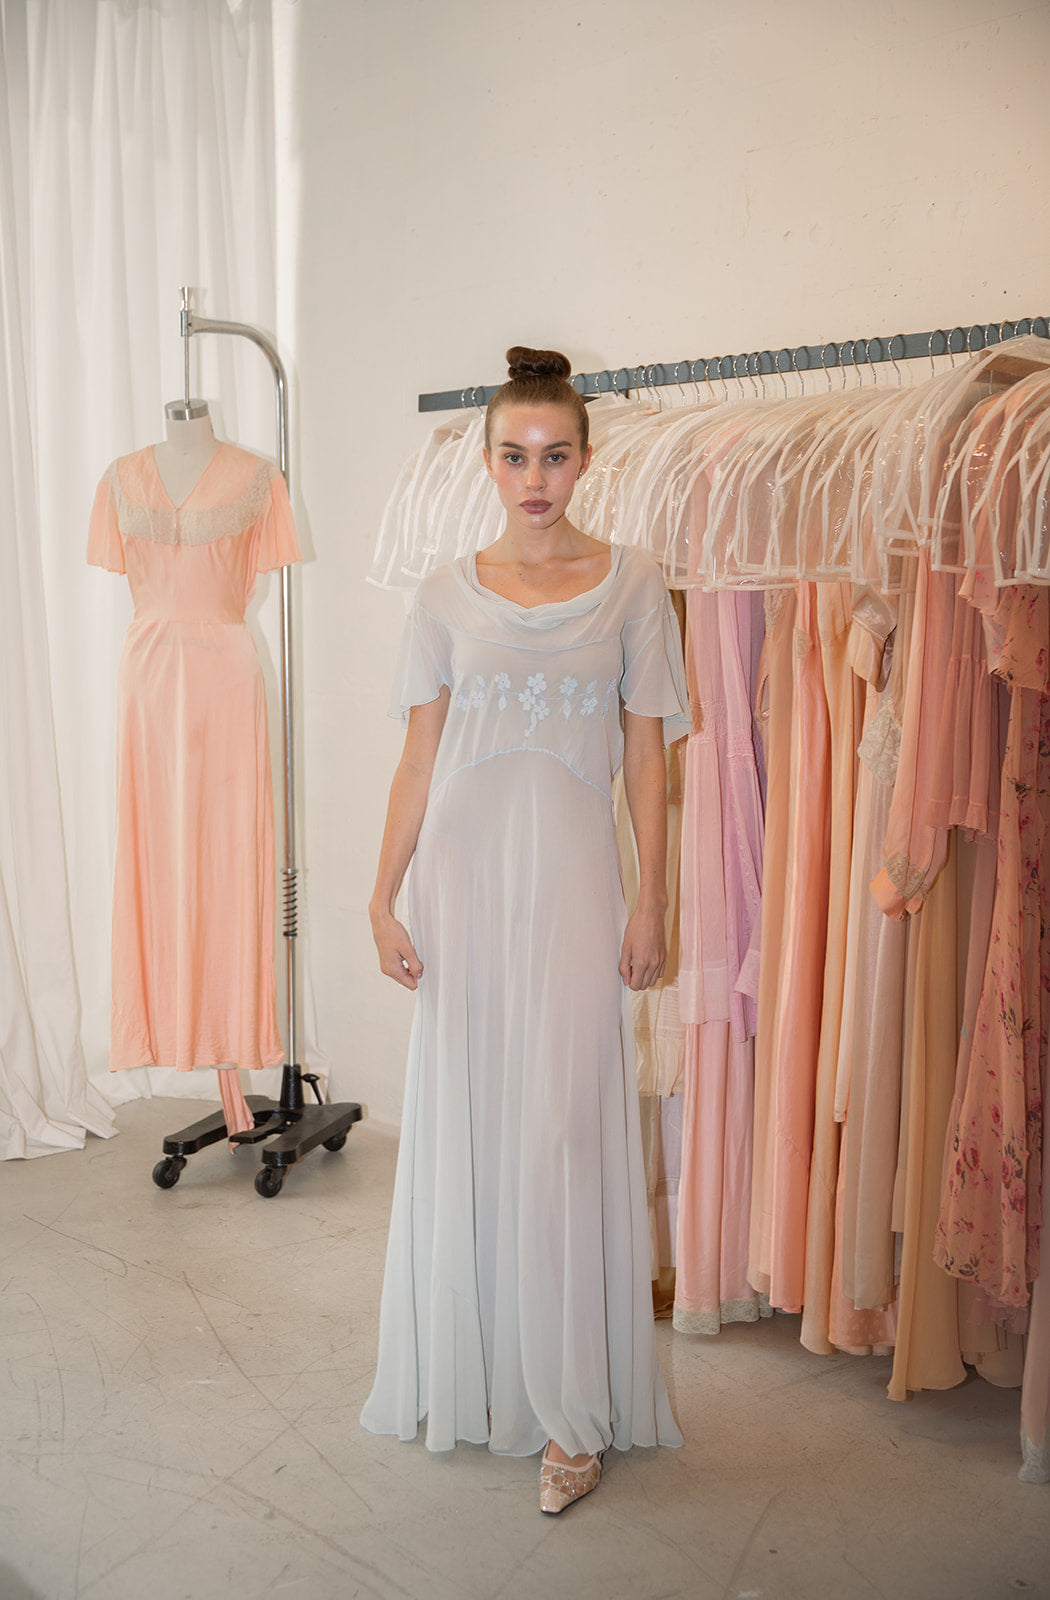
[506,345,572,382]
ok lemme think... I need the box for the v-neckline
[152,440,224,510]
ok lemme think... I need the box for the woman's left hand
[619,900,667,992]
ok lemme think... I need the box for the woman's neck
[490,517,598,566]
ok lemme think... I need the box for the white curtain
[0,2,114,1156]
[1,0,309,1153]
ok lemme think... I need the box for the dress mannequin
[153,399,220,506]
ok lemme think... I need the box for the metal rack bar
[418,315,1050,413]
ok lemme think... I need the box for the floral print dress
[935,586,1049,1311]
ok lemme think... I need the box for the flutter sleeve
[256,471,303,572]
[87,467,125,574]
[388,591,453,723]
[619,555,691,745]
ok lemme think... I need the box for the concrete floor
[1,1098,1047,1600]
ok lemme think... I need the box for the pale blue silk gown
[361,545,688,1457]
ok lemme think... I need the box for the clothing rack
[417,315,1050,413]
[152,289,360,1198]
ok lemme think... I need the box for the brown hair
[484,345,589,452]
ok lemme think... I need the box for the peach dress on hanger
[764,581,832,1312]
[88,443,299,1077]
[748,586,797,1299]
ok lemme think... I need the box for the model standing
[362,348,688,1512]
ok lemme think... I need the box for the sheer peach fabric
[887,843,969,1399]
[837,587,910,1312]
[871,553,955,919]
[764,583,831,1313]
[87,443,299,1076]
[748,588,797,1299]
[800,584,867,1353]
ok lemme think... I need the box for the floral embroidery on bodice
[453,668,619,736]
[390,544,691,803]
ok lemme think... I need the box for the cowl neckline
[455,544,624,629]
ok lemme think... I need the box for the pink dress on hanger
[88,443,300,1075]
[748,587,797,1298]
[674,589,766,1335]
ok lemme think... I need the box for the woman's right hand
[371,910,424,990]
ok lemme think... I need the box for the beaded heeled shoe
[539,1445,603,1514]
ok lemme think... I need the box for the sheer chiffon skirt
[360,752,683,1457]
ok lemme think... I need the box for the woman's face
[483,403,592,533]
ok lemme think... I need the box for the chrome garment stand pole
[152,288,360,1198]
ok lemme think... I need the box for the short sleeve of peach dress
[87,442,301,1074]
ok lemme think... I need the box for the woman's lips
[521,500,551,513]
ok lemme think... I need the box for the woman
[362,347,687,1512]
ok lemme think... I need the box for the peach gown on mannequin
[88,443,299,1088]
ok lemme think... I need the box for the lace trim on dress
[764,588,786,628]
[108,459,273,546]
[883,851,928,904]
[1019,1428,1050,1484]
[857,700,903,787]
[672,1295,774,1337]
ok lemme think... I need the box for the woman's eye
[546,454,566,465]
[502,453,522,465]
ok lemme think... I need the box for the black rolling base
[151,1066,363,1198]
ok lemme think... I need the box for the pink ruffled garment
[935,586,1049,1311]
[674,590,766,1335]
[859,552,1007,1398]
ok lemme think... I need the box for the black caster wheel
[152,1156,186,1189]
[322,1131,348,1151]
[255,1166,284,1198]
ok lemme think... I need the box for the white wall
[284,0,1050,1125]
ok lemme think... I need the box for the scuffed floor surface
[1,1098,1047,1600]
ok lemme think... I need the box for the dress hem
[109,1051,286,1073]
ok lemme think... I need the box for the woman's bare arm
[369,688,450,989]
[619,710,670,992]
